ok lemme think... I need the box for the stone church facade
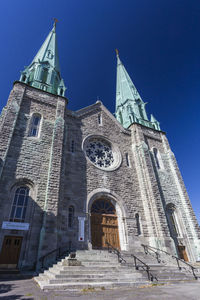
[0,24,200,270]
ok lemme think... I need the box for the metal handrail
[39,244,69,269]
[106,241,157,282]
[106,241,127,264]
[142,244,161,263]
[142,244,198,280]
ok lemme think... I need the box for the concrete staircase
[34,250,149,291]
[122,250,199,283]
[34,249,198,291]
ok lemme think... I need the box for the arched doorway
[91,198,120,249]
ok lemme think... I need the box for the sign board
[2,221,29,231]
[78,217,85,242]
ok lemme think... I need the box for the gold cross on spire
[53,18,58,27]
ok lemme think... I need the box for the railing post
[176,257,181,270]
[156,252,161,263]
[133,256,138,270]
[191,267,197,280]
[146,266,151,281]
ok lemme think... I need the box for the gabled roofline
[76,100,131,135]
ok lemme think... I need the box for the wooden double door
[0,236,23,268]
[91,213,120,249]
[91,199,120,250]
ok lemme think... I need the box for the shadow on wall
[57,113,88,251]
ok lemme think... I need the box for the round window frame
[82,135,122,171]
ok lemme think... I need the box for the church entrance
[91,199,120,249]
[0,236,23,268]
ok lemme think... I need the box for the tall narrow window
[138,104,144,119]
[119,111,123,125]
[68,206,75,228]
[71,140,75,153]
[10,187,29,222]
[135,213,141,235]
[166,204,179,237]
[40,68,48,83]
[29,114,41,137]
[153,148,160,169]
[98,114,102,125]
[125,153,130,167]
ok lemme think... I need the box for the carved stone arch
[7,178,37,226]
[28,112,42,138]
[87,188,128,250]
[8,177,36,198]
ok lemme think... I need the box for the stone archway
[91,198,120,249]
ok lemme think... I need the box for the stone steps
[34,249,197,291]
[39,280,150,291]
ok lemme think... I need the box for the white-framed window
[29,114,41,137]
[10,187,29,222]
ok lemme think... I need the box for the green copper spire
[115,50,160,130]
[20,21,66,97]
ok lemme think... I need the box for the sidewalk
[0,275,199,300]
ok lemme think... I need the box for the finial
[115,49,119,57]
[53,18,58,28]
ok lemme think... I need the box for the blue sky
[0,0,200,223]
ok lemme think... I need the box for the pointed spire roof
[116,50,142,110]
[20,21,66,97]
[30,22,60,73]
[115,51,160,131]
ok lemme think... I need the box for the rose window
[85,138,114,168]
[83,136,121,171]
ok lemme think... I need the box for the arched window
[29,114,41,137]
[135,213,141,235]
[68,206,75,228]
[91,199,116,215]
[10,187,29,222]
[166,204,179,237]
